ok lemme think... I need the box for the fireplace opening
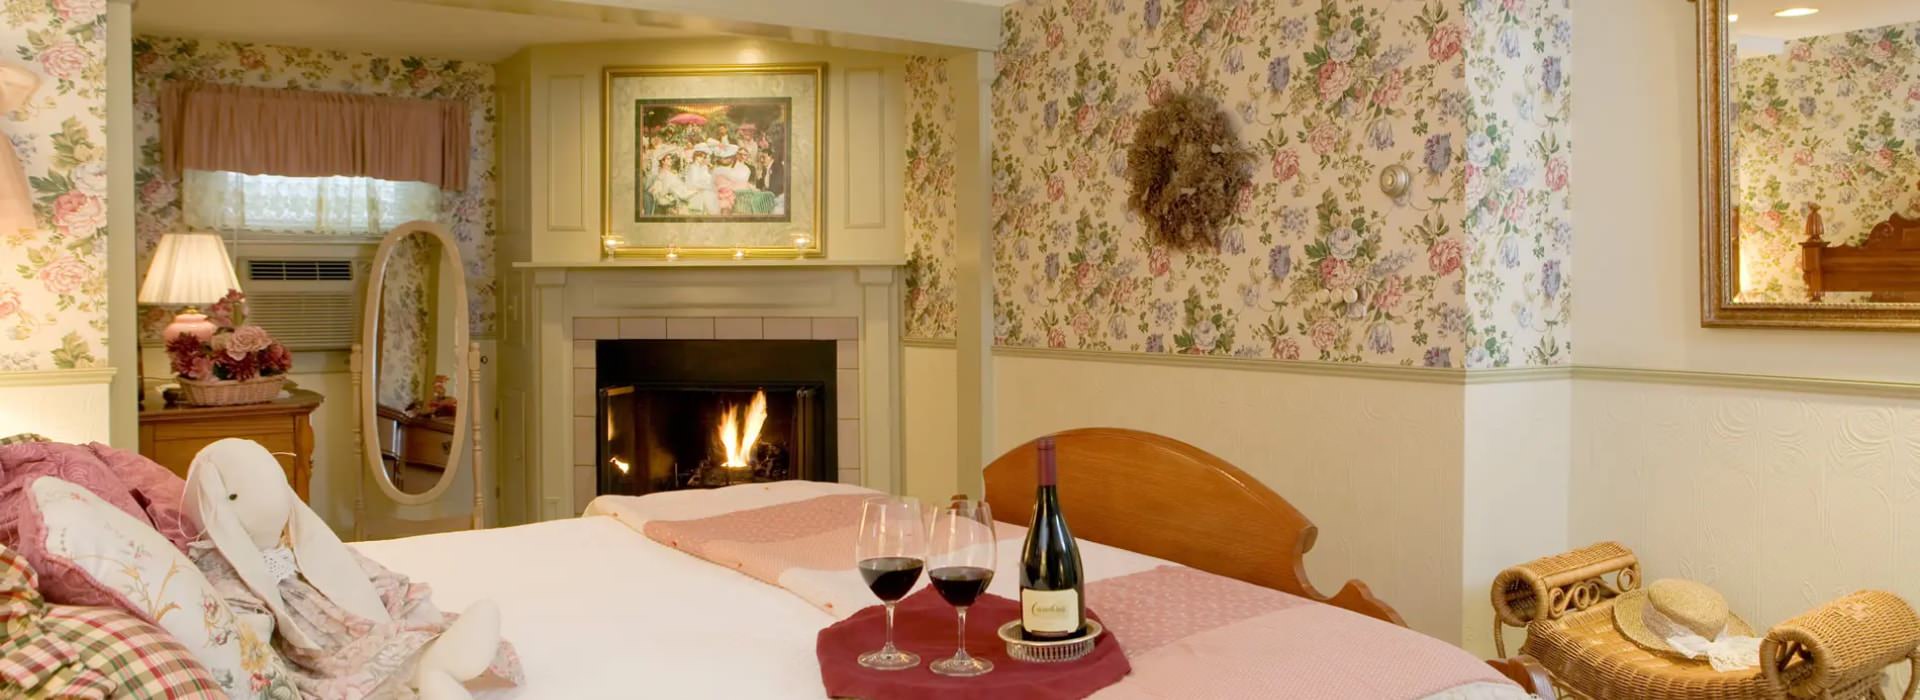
[596,339,837,495]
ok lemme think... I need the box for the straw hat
[1614,579,1755,657]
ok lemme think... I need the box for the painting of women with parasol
[636,97,790,221]
[603,62,821,258]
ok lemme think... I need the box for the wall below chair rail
[983,352,1472,642]
[902,345,959,503]
[0,371,115,443]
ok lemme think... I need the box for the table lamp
[138,232,241,343]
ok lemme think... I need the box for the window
[182,170,440,236]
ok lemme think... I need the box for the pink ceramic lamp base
[161,308,217,344]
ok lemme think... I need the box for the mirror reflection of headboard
[1800,186,1920,303]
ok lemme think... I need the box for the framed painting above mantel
[1696,0,1920,330]
[602,63,826,259]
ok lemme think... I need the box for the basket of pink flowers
[164,290,295,406]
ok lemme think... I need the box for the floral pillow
[14,477,299,698]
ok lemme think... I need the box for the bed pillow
[0,542,224,698]
[0,441,154,549]
[14,477,298,699]
[84,442,194,549]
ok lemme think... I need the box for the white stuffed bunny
[183,438,516,700]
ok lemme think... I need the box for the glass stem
[954,606,971,661]
[882,601,898,653]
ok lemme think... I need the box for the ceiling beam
[406,0,1002,54]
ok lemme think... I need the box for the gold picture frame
[1696,0,1920,330]
[601,63,826,259]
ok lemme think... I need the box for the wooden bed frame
[1801,186,1920,302]
[981,428,1554,698]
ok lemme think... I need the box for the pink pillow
[84,442,194,548]
[0,442,154,549]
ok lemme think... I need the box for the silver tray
[995,619,1105,663]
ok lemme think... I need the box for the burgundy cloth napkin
[817,588,1130,700]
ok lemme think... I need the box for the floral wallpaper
[1461,0,1574,367]
[130,36,497,341]
[979,0,1573,368]
[0,0,109,372]
[376,232,433,411]
[905,56,958,340]
[1732,20,1920,303]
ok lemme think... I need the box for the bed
[1799,186,1920,302]
[353,429,1550,699]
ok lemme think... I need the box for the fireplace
[595,339,838,495]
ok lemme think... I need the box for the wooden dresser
[138,388,323,502]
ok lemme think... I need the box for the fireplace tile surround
[570,316,865,511]
[512,263,903,521]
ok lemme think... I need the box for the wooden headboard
[982,428,1404,626]
[1801,185,1920,302]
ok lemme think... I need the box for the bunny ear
[185,439,323,650]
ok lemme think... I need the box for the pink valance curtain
[160,82,468,191]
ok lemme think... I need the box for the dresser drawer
[150,433,298,481]
[138,389,322,504]
[146,415,294,441]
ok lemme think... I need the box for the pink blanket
[586,483,1526,700]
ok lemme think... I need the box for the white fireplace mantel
[506,261,904,522]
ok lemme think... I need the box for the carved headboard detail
[1801,182,1920,303]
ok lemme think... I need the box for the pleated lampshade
[138,232,240,307]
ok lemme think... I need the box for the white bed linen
[355,515,1531,700]
[352,517,837,699]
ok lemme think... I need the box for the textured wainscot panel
[1573,380,1920,638]
[991,353,1467,641]
[0,0,110,371]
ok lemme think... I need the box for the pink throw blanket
[586,483,1525,700]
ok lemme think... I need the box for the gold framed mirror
[1699,0,1920,329]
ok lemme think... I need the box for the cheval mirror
[1699,0,1920,329]
[351,220,485,540]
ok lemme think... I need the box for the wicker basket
[175,375,285,406]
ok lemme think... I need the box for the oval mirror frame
[1697,0,1920,330]
[360,220,471,506]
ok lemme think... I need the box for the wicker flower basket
[175,375,285,406]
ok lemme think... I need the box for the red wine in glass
[854,497,927,671]
[929,566,993,607]
[928,500,997,677]
[859,556,925,602]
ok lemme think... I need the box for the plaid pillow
[0,544,222,699]
[0,433,49,446]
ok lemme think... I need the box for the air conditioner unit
[236,256,363,351]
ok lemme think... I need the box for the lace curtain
[181,169,441,235]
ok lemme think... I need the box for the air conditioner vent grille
[247,259,352,282]
[246,292,357,350]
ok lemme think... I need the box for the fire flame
[717,390,768,468]
[609,457,631,474]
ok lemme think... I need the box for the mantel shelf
[511,258,906,270]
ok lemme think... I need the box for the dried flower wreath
[1124,91,1252,251]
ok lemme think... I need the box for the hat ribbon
[1642,602,1764,672]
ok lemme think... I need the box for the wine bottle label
[1020,588,1081,634]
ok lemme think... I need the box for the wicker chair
[1491,542,1920,700]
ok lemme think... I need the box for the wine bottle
[1019,437,1085,639]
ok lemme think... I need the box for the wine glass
[928,499,996,677]
[855,496,926,671]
